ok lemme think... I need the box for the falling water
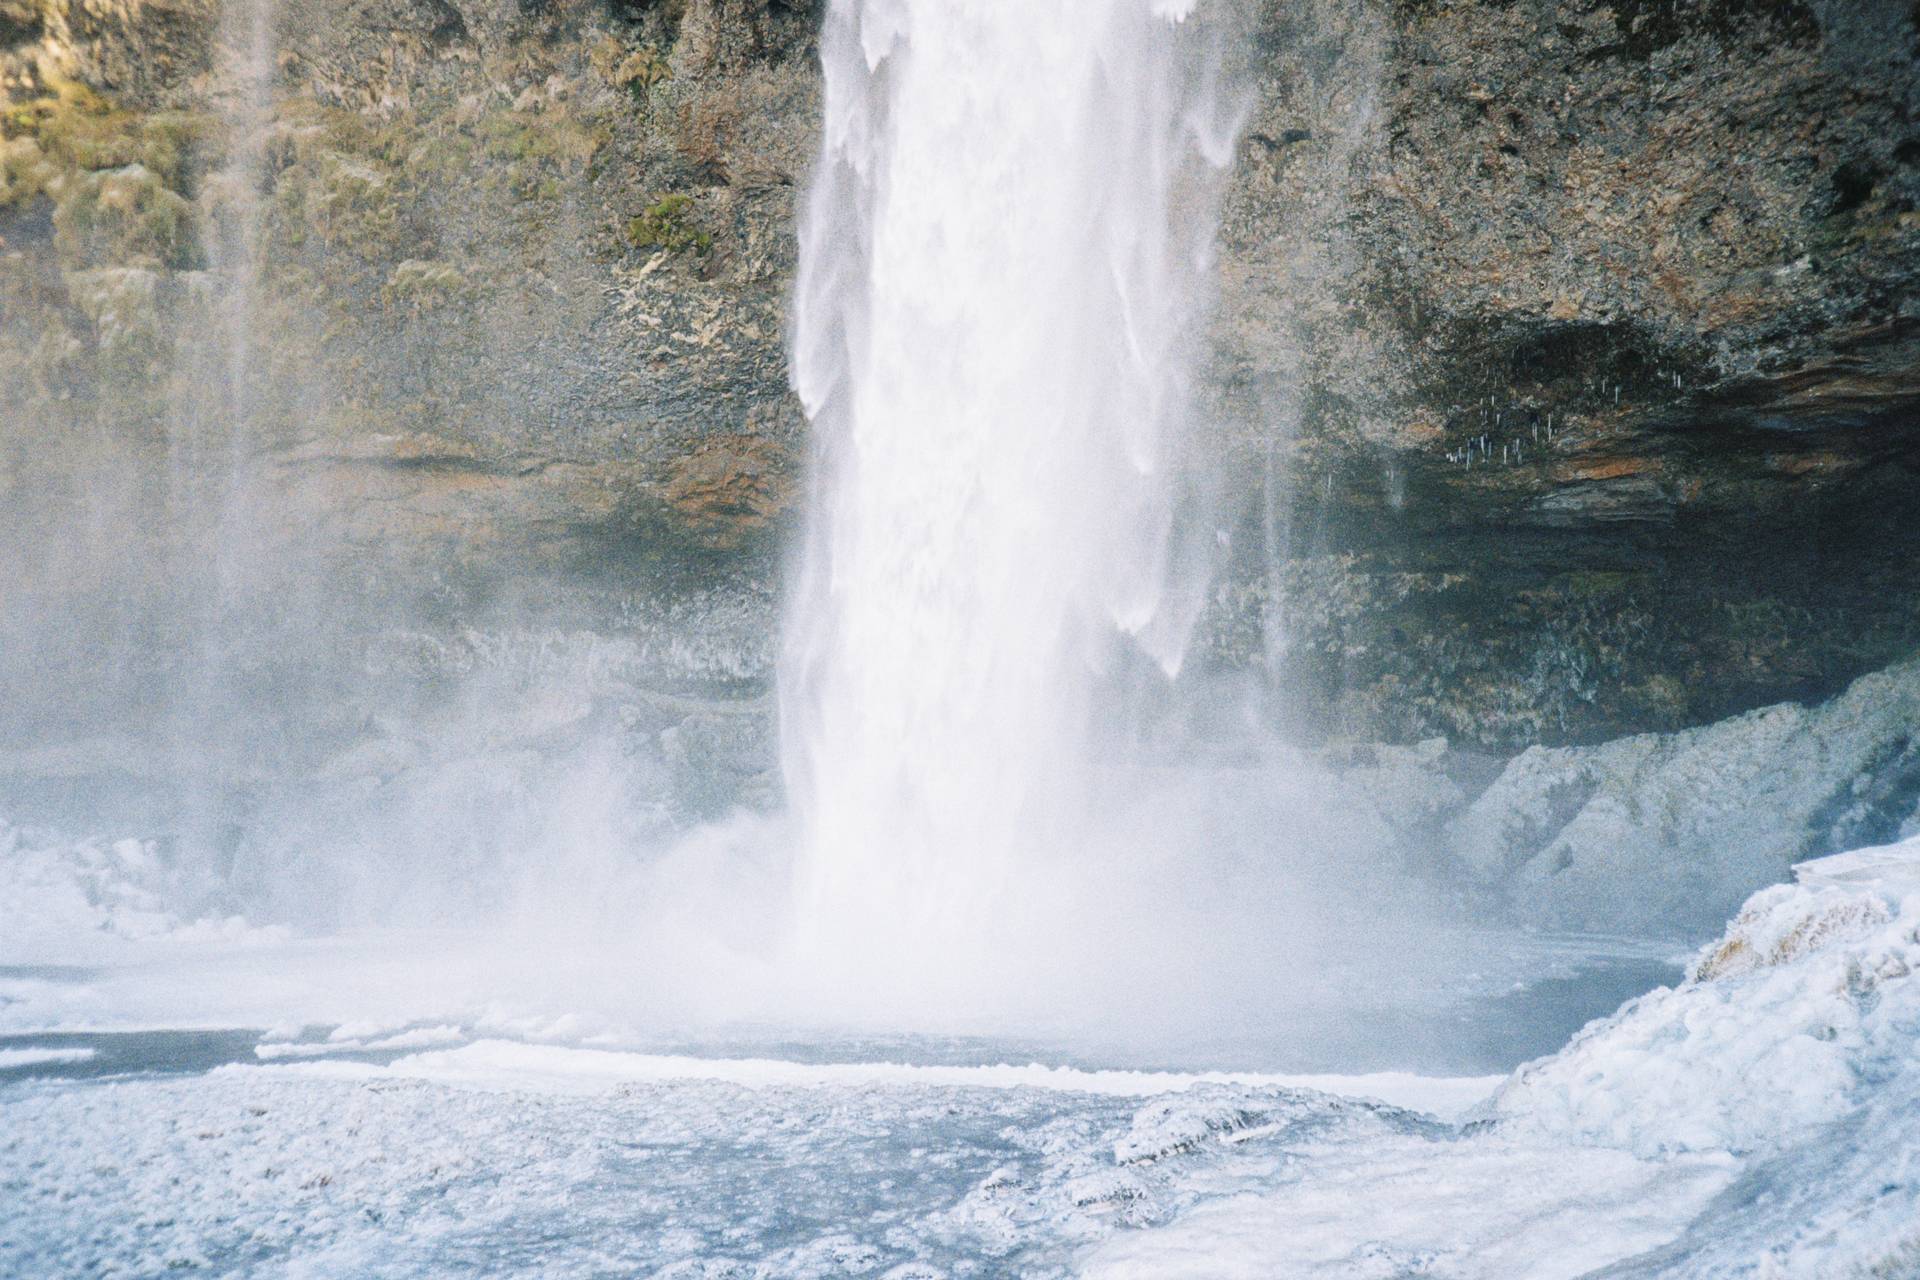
[783,0,1239,1002]
[161,0,280,862]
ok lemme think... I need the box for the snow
[1487,835,1920,1161]
[0,1046,95,1068]
[3,832,1918,1277]
[1081,1140,1737,1280]
[1087,834,1920,1278]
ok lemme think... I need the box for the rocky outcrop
[0,0,214,103]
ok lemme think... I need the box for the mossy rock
[0,134,56,206]
[592,38,671,105]
[626,192,710,254]
[269,146,413,261]
[63,265,169,385]
[474,104,607,169]
[52,162,196,269]
[0,78,215,269]
[3,78,214,189]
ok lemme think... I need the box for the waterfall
[783,0,1238,1003]
[162,0,281,860]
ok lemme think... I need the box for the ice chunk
[1487,868,1920,1160]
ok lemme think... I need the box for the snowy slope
[1084,837,1920,1279]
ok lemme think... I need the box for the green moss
[626,193,711,255]
[2,79,214,184]
[475,108,607,169]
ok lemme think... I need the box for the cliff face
[0,0,818,820]
[2,0,1918,826]
[1207,0,1920,748]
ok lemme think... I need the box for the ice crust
[1447,656,1920,931]
[0,1065,1444,1278]
[0,1046,96,1068]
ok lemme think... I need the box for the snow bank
[1087,836,1920,1279]
[252,1025,466,1059]
[1082,1139,1735,1280]
[1487,835,1920,1159]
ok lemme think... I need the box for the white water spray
[783,0,1239,1004]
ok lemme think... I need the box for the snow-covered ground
[1088,836,1920,1279]
[3,832,1919,1277]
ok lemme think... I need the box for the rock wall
[1201,0,1920,747]
[2,0,1918,856]
[0,0,818,831]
